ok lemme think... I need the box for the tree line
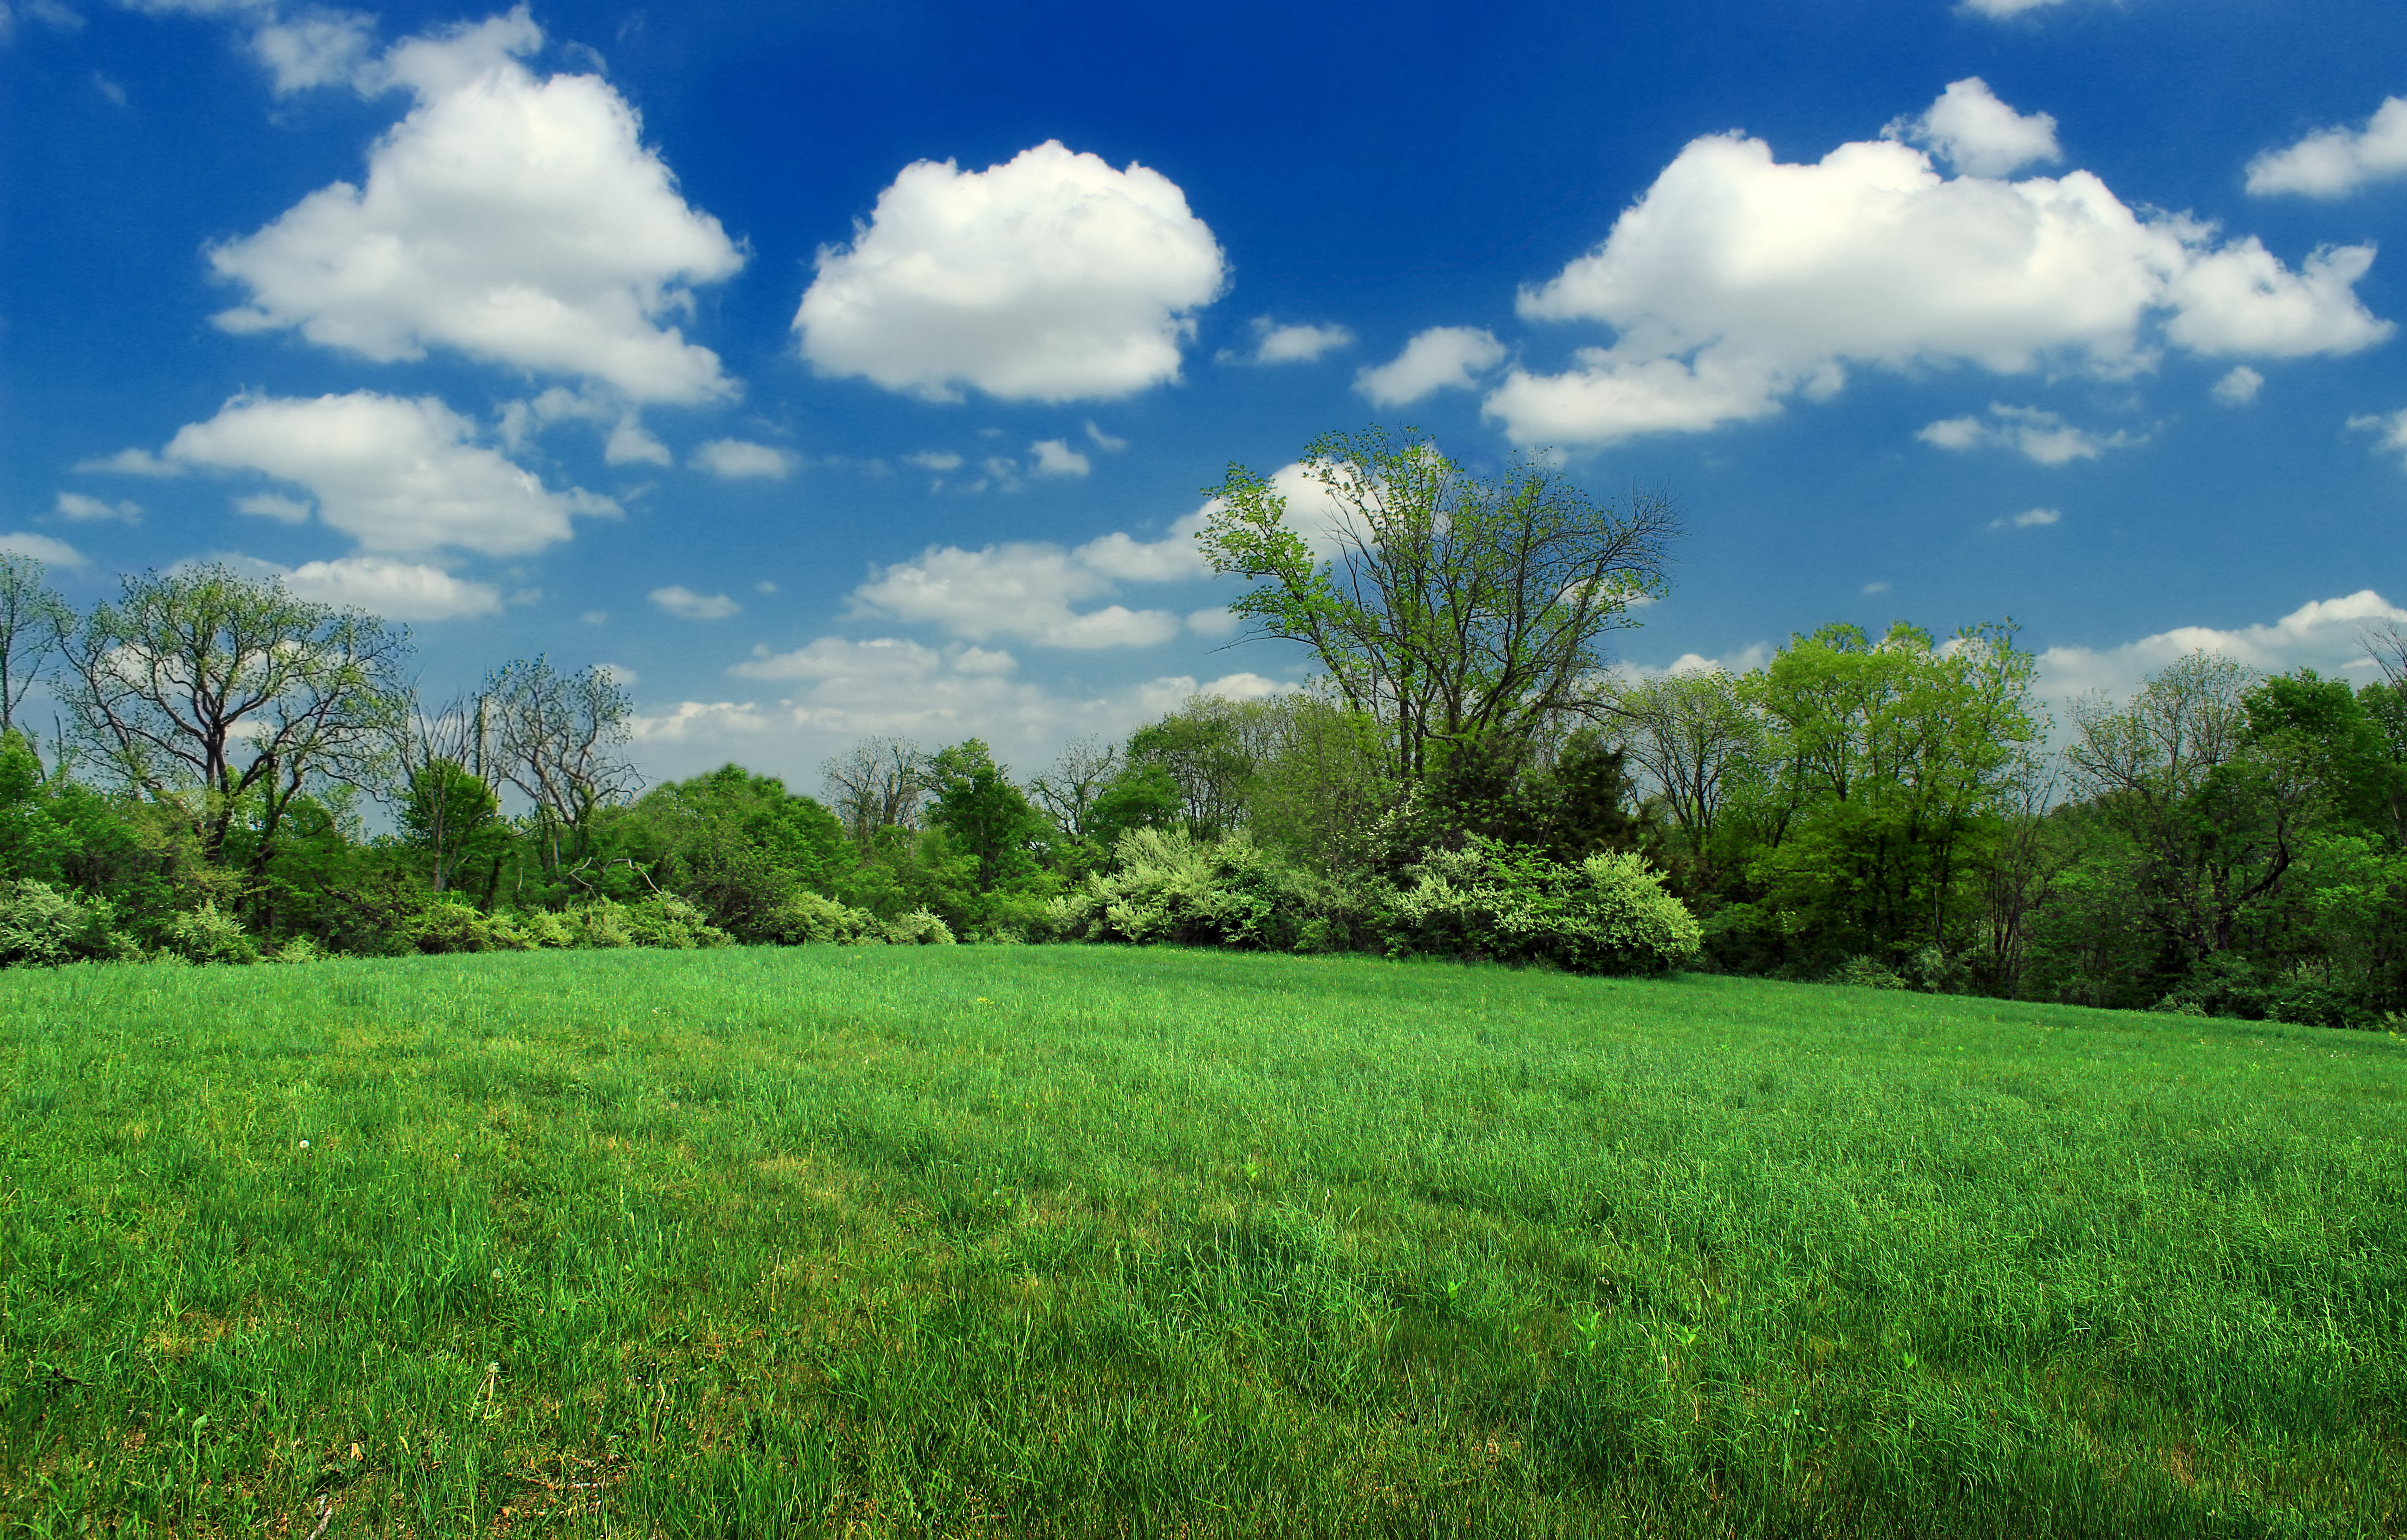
[1,426,2400,1025]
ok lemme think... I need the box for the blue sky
[6,0,2407,786]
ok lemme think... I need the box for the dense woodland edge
[1,427,2403,1030]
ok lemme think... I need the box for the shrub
[270,934,325,964]
[1829,955,1912,991]
[1382,840,1701,975]
[883,907,956,946]
[760,891,885,945]
[1050,828,1369,952]
[624,894,732,950]
[0,879,130,966]
[160,901,260,966]
[410,899,530,955]
[507,910,580,949]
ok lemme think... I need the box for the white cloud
[1236,317,1353,365]
[1862,581,1891,596]
[2349,408,2407,467]
[207,7,744,403]
[1988,506,2061,530]
[74,447,182,477]
[2039,591,2407,708]
[55,491,140,523]
[1029,438,1091,477]
[691,439,793,479]
[157,390,616,557]
[581,609,609,625]
[904,450,963,472]
[2212,365,2264,406]
[2246,97,2407,199]
[0,532,85,566]
[1916,403,2138,464]
[249,8,375,94]
[1891,77,2060,178]
[851,543,1183,650]
[1187,605,1240,638]
[236,492,313,523]
[275,555,502,619]
[92,72,127,105]
[793,140,1225,403]
[1084,420,1128,451]
[651,585,740,620]
[631,633,1287,780]
[1959,0,2071,15]
[1356,326,1507,406]
[605,416,672,467]
[1486,90,2391,447]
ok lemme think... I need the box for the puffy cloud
[1356,326,1506,406]
[0,532,85,566]
[207,8,744,403]
[249,9,375,94]
[274,555,502,619]
[74,447,182,477]
[1486,86,2391,447]
[1085,420,1128,451]
[1916,403,2138,464]
[2038,591,2407,708]
[651,585,740,620]
[691,439,793,479]
[2246,97,2407,199]
[157,390,616,556]
[605,416,672,466]
[237,492,312,523]
[904,450,963,472]
[1987,507,2061,530]
[55,491,140,522]
[2349,407,2407,467]
[851,543,1183,650]
[1892,77,2060,177]
[794,140,1226,403]
[1233,317,1353,365]
[1029,438,1091,477]
[2212,365,2264,406]
[1959,0,2071,15]
[632,634,1287,780]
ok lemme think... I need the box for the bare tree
[821,736,928,846]
[386,686,501,896]
[1608,667,1763,871]
[2364,621,2407,688]
[63,565,411,894]
[1027,734,1121,839]
[485,657,638,876]
[0,554,74,739]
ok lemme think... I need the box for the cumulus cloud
[0,532,85,566]
[2212,365,2264,406]
[74,447,182,477]
[1028,439,1091,477]
[2246,97,2407,199]
[1988,507,2061,530]
[904,450,963,472]
[1232,317,1353,365]
[794,140,1225,403]
[207,7,744,403]
[629,634,1286,781]
[691,439,793,479]
[1916,403,2139,464]
[605,416,672,466]
[2038,591,2407,709]
[237,492,312,523]
[2349,407,2407,467]
[155,390,616,556]
[1485,83,2391,447]
[1085,420,1128,451]
[650,585,740,620]
[250,8,376,94]
[1959,0,2071,16]
[1356,326,1507,406]
[272,554,502,619]
[851,543,1184,650]
[1892,77,2060,177]
[55,491,140,523]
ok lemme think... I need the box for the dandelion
[298,1139,310,1150]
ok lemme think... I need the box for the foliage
[0,878,128,966]
[158,900,261,966]
[1050,827,1368,953]
[1383,838,1702,975]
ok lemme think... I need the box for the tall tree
[1200,426,1678,782]
[822,736,930,846]
[485,657,638,877]
[1610,667,1763,878]
[63,565,410,888]
[0,555,74,739]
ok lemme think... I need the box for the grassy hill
[2,947,2401,1537]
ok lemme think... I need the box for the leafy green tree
[62,565,411,909]
[925,739,1051,890]
[1200,426,1677,783]
[0,556,72,739]
[628,764,850,938]
[484,656,637,881]
[399,758,507,898]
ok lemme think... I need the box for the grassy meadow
[1,946,2401,1538]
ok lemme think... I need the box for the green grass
[1,946,2401,1538]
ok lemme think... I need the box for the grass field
[1,946,2401,1538]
